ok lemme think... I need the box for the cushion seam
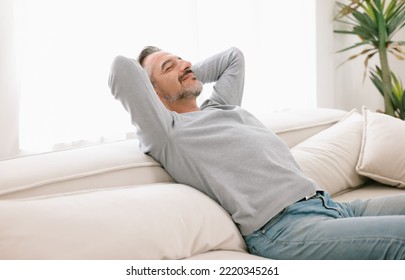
[355,106,369,170]
[273,118,342,134]
[0,162,162,196]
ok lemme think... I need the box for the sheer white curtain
[0,0,20,159]
[15,0,316,153]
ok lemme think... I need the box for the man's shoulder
[200,99,240,111]
[200,99,218,109]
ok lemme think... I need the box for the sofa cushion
[291,110,368,195]
[0,140,173,199]
[333,181,405,202]
[186,250,266,260]
[0,183,246,260]
[356,107,405,188]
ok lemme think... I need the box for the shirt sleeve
[191,47,245,106]
[108,56,173,151]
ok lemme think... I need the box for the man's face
[143,51,202,104]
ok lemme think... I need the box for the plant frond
[335,1,365,20]
[388,48,405,59]
[335,19,358,26]
[388,41,405,58]
[369,0,380,12]
[402,89,405,118]
[369,65,405,119]
[363,51,378,82]
[353,25,379,40]
[370,67,384,95]
[391,71,403,97]
[386,5,405,37]
[334,29,361,35]
[336,40,376,53]
[363,0,377,19]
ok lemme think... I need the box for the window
[15,0,316,153]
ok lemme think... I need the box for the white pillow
[0,184,246,259]
[291,110,368,195]
[356,107,405,188]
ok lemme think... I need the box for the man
[109,47,405,259]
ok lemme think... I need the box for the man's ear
[154,89,164,101]
[151,83,165,102]
[151,83,159,96]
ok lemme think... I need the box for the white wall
[316,0,336,108]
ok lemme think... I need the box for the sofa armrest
[0,140,173,199]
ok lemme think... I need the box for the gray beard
[163,81,203,103]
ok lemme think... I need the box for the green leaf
[391,72,402,97]
[370,67,384,95]
[398,88,405,119]
[334,30,360,35]
[387,5,405,37]
[385,0,399,19]
[336,40,375,53]
[390,90,402,110]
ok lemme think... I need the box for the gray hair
[137,46,161,66]
[137,46,161,80]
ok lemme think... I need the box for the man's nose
[180,60,192,70]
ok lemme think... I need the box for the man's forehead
[144,51,173,71]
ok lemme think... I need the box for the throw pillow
[356,107,405,188]
[291,110,368,196]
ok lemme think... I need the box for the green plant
[370,66,405,118]
[334,0,405,119]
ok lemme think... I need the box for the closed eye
[164,65,173,72]
[161,60,174,73]
[161,57,182,73]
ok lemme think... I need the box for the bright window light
[16,0,316,153]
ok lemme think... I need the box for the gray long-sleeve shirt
[108,47,318,236]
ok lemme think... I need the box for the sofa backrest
[0,108,347,200]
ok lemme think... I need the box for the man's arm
[191,47,245,106]
[108,56,173,150]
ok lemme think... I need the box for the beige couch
[1,107,404,260]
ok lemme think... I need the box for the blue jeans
[244,191,405,259]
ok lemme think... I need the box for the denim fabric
[244,191,405,259]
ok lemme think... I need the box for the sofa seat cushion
[185,250,267,260]
[332,181,405,202]
[0,183,246,260]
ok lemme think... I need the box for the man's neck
[165,99,200,114]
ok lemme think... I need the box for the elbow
[108,55,140,92]
[228,47,245,70]
[108,56,130,97]
[110,56,131,77]
[229,47,245,61]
